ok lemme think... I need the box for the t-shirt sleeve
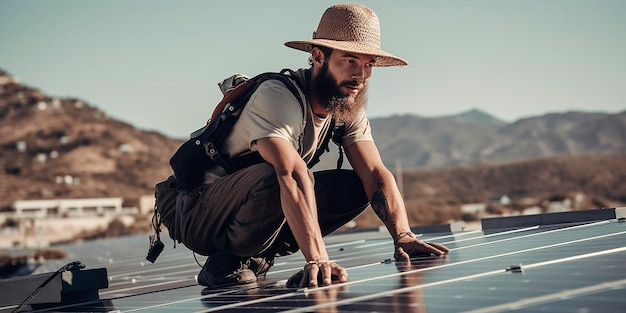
[341,109,374,147]
[238,80,304,152]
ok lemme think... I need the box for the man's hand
[286,261,348,288]
[394,234,450,262]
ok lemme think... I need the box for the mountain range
[1,68,624,208]
[317,108,626,170]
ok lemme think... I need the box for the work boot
[197,250,256,288]
[248,256,274,277]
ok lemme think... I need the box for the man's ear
[311,47,325,65]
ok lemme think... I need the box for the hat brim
[285,39,408,67]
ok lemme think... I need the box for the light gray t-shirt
[205,69,373,182]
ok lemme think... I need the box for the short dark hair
[308,45,333,66]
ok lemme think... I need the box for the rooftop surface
[2,208,625,312]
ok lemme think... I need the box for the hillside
[1,67,624,217]
[384,111,624,169]
[401,153,626,204]
[0,69,181,208]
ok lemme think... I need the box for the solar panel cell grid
[2,210,624,312]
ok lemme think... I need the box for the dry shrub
[353,206,383,229]
[34,248,68,260]
[0,254,27,268]
[129,214,152,234]
[486,204,507,215]
[461,212,480,222]
[352,200,463,229]
[106,218,132,237]
[73,217,134,241]
[0,254,28,277]
[405,200,462,226]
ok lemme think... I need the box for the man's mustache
[341,80,364,89]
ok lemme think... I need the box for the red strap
[209,78,256,122]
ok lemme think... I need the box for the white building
[461,203,487,215]
[12,197,136,219]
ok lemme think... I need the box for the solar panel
[2,208,624,312]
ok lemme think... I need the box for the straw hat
[285,4,408,67]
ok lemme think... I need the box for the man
[163,3,449,289]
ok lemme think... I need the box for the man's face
[311,49,375,122]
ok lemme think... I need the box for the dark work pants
[180,162,369,257]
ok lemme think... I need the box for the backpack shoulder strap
[308,119,346,170]
[207,70,304,127]
[221,70,306,172]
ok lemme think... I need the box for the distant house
[489,195,511,206]
[11,198,136,219]
[461,203,487,216]
[522,206,543,215]
[118,144,134,153]
[546,198,572,213]
[139,195,155,215]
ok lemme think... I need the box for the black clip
[63,261,85,271]
[146,234,165,263]
[505,264,523,273]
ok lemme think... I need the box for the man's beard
[311,62,368,122]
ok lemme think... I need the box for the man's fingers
[299,269,309,288]
[424,242,450,256]
[333,264,348,283]
[305,264,320,287]
[395,246,410,262]
[394,240,451,261]
[428,242,450,254]
[291,262,348,288]
[320,262,332,286]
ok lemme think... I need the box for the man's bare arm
[255,137,347,286]
[345,141,449,259]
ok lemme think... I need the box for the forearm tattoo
[371,182,390,223]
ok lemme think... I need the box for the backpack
[146,69,345,262]
[170,69,344,192]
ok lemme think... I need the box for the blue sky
[1,0,624,139]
